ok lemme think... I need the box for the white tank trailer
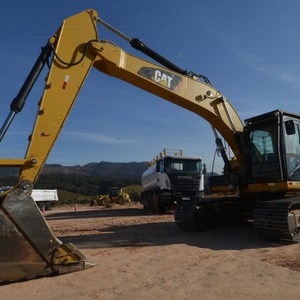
[141,149,206,213]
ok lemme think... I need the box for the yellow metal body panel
[248,181,300,193]
[92,41,244,162]
[0,158,27,167]
[20,10,98,183]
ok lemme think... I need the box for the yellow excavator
[0,9,300,282]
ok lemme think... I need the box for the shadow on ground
[46,207,157,220]
[48,207,285,251]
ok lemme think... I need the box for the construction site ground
[1,202,300,300]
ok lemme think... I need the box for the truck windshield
[164,159,201,173]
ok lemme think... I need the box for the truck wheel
[153,193,160,212]
[143,194,150,210]
[159,205,167,214]
[37,203,44,211]
[45,202,54,211]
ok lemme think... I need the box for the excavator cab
[244,110,300,193]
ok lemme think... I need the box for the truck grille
[169,175,200,195]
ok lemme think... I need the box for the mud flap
[0,188,93,282]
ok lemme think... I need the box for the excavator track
[253,197,300,242]
[175,204,203,231]
[174,197,240,231]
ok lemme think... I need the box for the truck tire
[159,205,167,214]
[143,198,149,210]
[36,202,54,211]
[45,202,54,211]
[37,202,44,211]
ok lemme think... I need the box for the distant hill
[0,161,149,200]
[42,161,149,177]
[0,162,218,180]
[0,161,149,178]
[0,161,219,202]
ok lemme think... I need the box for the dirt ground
[1,202,300,300]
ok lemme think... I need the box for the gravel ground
[1,202,300,300]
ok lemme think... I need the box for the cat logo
[154,70,173,88]
[137,67,182,91]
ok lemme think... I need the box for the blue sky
[0,1,299,173]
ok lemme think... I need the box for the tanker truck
[140,149,206,213]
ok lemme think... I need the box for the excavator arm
[0,9,244,282]
[0,10,99,283]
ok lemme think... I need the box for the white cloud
[234,49,300,91]
[63,131,136,145]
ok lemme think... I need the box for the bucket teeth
[0,188,93,282]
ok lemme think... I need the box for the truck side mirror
[202,163,207,175]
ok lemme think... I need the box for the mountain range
[42,161,149,177]
[0,161,149,178]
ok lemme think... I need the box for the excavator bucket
[0,188,93,282]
